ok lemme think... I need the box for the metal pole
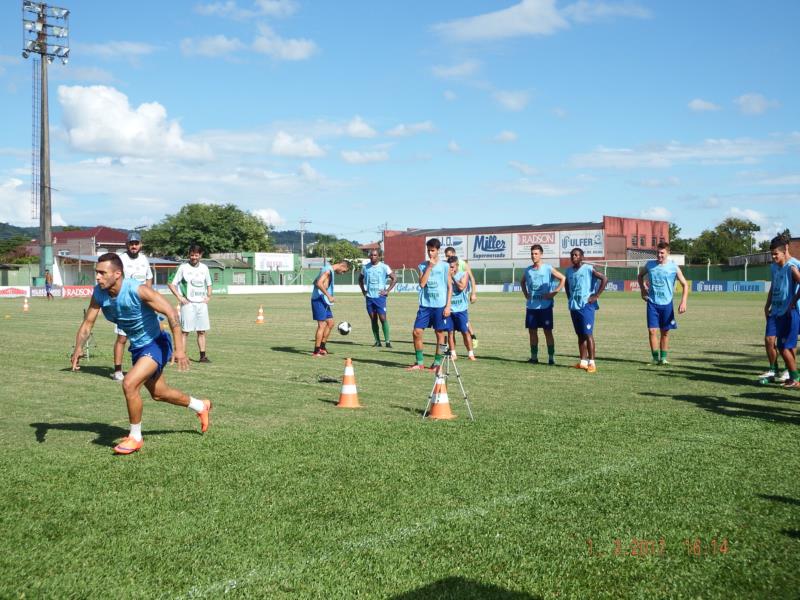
[39,51,52,279]
[744,258,748,282]
[707,258,711,281]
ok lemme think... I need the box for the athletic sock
[320,343,327,351]
[415,349,424,365]
[382,320,391,343]
[314,346,321,353]
[468,350,475,358]
[188,397,205,413]
[792,370,799,381]
[371,319,380,342]
[471,333,477,340]
[547,345,555,360]
[660,350,668,361]
[588,359,596,366]
[114,364,122,373]
[433,353,443,366]
[531,345,539,360]
[129,423,143,442]
[652,350,660,362]
[580,359,589,368]
[771,362,779,372]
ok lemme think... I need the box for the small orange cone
[336,358,362,408]
[428,373,456,420]
[255,305,265,325]
[23,297,29,312]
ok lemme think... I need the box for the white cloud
[253,208,285,226]
[727,206,767,224]
[688,98,720,112]
[447,141,462,153]
[74,41,158,61]
[0,177,36,226]
[494,130,518,143]
[297,162,321,182]
[181,35,245,57]
[735,93,780,115]
[433,0,568,41]
[433,0,649,42]
[386,121,434,137]
[58,85,213,160]
[503,179,583,196]
[493,90,530,111]
[341,150,389,164]
[639,206,672,220]
[571,135,798,169]
[443,90,457,101]
[509,160,538,176]
[253,24,317,61]
[432,60,481,79]
[271,131,324,157]
[346,116,376,138]
[628,176,680,188]
[759,174,800,186]
[196,0,297,19]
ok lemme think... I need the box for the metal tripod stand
[423,344,474,421]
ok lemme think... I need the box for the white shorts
[181,302,210,332]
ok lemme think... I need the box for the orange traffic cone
[428,373,456,420]
[23,297,29,312]
[255,305,265,325]
[336,358,361,408]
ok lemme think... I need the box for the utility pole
[299,219,311,258]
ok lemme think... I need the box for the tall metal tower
[21,1,70,279]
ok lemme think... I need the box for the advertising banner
[63,285,94,298]
[426,235,468,260]
[253,253,294,272]
[624,280,641,292]
[468,234,512,260]
[30,286,63,298]
[692,280,726,292]
[604,280,625,292]
[559,230,605,257]
[0,286,29,298]
[512,231,558,259]
[726,281,765,293]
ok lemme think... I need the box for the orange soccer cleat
[113,436,143,455]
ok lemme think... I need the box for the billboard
[559,230,605,257]
[512,231,558,259]
[0,286,29,298]
[253,253,294,272]
[425,235,467,260]
[468,234,512,260]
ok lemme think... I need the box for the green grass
[1,292,799,598]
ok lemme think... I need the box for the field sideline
[1,292,799,598]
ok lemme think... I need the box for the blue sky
[0,0,798,243]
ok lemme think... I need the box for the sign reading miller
[469,234,512,260]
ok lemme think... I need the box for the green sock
[547,345,555,360]
[382,320,391,342]
[660,350,668,361]
[652,350,660,362]
[371,319,380,342]
[531,345,538,360]
[792,370,799,381]
[771,362,779,372]
[433,353,443,366]
[415,349,424,365]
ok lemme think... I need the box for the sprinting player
[565,247,608,373]
[764,236,800,387]
[759,235,796,382]
[447,255,476,360]
[358,250,397,348]
[311,260,351,357]
[168,245,213,363]
[44,269,54,300]
[637,241,689,365]
[444,246,478,347]
[521,244,566,364]
[70,253,211,455]
[407,238,453,371]
[112,231,154,381]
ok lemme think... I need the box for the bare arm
[138,285,189,371]
[316,271,334,303]
[383,270,398,295]
[71,298,102,370]
[418,262,432,288]
[545,268,566,299]
[637,266,648,301]
[358,272,366,295]
[520,272,529,300]
[443,271,453,317]
[789,266,800,311]
[764,287,773,319]
[676,267,689,314]
[465,263,478,303]
[588,268,608,303]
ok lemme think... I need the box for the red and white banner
[512,231,558,259]
[0,286,29,298]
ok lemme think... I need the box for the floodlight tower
[21,1,69,279]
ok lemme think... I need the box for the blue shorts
[130,332,173,379]
[646,301,677,331]
[765,313,778,338]
[365,295,387,316]
[570,305,597,336]
[776,311,800,351]
[525,307,554,330]
[311,296,333,321]
[413,306,453,332]
[451,310,470,333]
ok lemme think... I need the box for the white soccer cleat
[779,370,791,382]
[111,371,124,382]
[757,370,776,380]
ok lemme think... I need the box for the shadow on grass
[391,403,426,417]
[702,349,761,357]
[60,365,115,378]
[738,391,800,403]
[31,422,197,446]
[652,367,757,387]
[317,398,339,406]
[650,393,800,425]
[758,494,800,507]
[391,577,540,599]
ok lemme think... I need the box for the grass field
[1,291,799,598]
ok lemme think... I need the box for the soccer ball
[337,321,352,335]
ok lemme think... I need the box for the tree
[758,228,792,251]
[142,203,274,256]
[0,235,37,264]
[687,218,760,263]
[668,223,692,255]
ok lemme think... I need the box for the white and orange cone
[428,373,455,420]
[23,297,29,312]
[255,305,265,325]
[336,358,361,408]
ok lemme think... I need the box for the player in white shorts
[112,231,154,381]
[168,244,213,363]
